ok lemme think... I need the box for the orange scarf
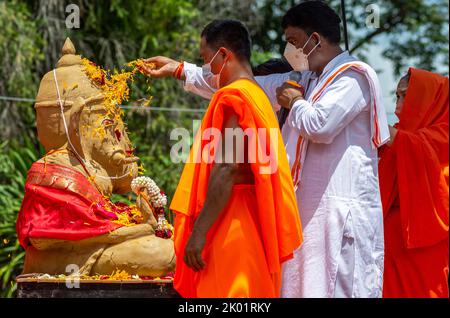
[379,68,449,248]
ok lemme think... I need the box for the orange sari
[379,68,449,297]
[170,79,302,298]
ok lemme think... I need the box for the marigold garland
[34,270,174,281]
[80,58,155,140]
[77,59,175,232]
[131,176,173,239]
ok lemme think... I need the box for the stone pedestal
[16,276,180,298]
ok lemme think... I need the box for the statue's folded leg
[22,243,107,276]
[23,224,156,276]
[91,235,176,277]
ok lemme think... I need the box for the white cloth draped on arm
[182,61,216,99]
[287,70,371,144]
[182,61,290,112]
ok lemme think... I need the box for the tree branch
[349,26,388,53]
[349,10,406,54]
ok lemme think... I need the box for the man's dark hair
[282,0,342,44]
[253,58,292,76]
[201,19,252,62]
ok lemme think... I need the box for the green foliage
[199,0,449,76]
[340,0,449,76]
[0,139,41,298]
[0,0,44,141]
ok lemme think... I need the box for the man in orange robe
[379,68,449,298]
[166,20,302,298]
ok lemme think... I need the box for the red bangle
[173,61,184,80]
[285,80,305,94]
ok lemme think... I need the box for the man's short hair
[282,0,342,44]
[201,19,252,62]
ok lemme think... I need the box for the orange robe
[170,79,303,298]
[379,68,449,298]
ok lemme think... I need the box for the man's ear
[312,32,322,47]
[219,47,230,60]
[67,97,86,157]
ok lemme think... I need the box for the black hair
[281,0,342,44]
[253,58,292,76]
[201,19,252,62]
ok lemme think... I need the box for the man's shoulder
[216,79,275,116]
[326,59,379,90]
[338,59,378,79]
[220,79,267,101]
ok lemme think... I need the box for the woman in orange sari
[379,68,449,298]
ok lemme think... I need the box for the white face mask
[202,50,227,89]
[283,34,321,72]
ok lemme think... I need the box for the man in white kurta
[143,2,390,298]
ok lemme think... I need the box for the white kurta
[181,51,388,298]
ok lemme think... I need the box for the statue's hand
[136,188,157,228]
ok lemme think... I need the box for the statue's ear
[67,97,86,156]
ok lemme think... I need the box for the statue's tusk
[112,152,140,166]
[122,156,140,164]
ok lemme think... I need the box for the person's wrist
[289,94,304,109]
[192,222,207,237]
[173,61,184,80]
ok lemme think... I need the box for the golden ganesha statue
[16,38,175,278]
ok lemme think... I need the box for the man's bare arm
[183,111,243,272]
